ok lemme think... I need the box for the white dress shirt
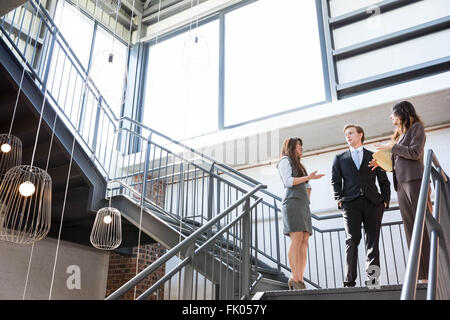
[278,157,311,189]
[349,145,364,168]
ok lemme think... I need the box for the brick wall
[105,243,166,300]
[105,175,167,300]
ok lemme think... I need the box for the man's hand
[384,202,387,208]
[338,202,343,209]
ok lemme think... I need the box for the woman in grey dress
[277,138,324,290]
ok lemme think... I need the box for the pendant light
[89,48,128,114]
[181,34,210,72]
[0,134,22,181]
[181,0,209,72]
[89,0,135,251]
[90,206,122,250]
[0,165,51,244]
[0,64,26,181]
[87,0,128,116]
[0,84,52,244]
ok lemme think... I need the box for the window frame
[55,0,130,121]
[139,0,331,138]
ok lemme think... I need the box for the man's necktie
[352,150,360,170]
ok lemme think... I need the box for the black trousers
[342,196,384,286]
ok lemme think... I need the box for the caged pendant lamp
[0,3,53,245]
[1,65,27,181]
[0,87,52,245]
[0,165,52,244]
[90,207,122,250]
[0,134,22,181]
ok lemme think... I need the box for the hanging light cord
[48,134,76,300]
[48,54,88,301]
[48,0,103,299]
[177,0,197,256]
[109,0,121,57]
[15,0,46,300]
[23,97,59,300]
[29,88,48,170]
[7,68,26,139]
[155,0,161,44]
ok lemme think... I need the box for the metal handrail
[105,184,265,300]
[401,149,448,300]
[136,197,263,300]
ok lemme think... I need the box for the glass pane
[54,1,94,69]
[143,20,220,140]
[46,1,94,129]
[224,0,326,127]
[90,25,128,116]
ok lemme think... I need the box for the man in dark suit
[331,124,391,287]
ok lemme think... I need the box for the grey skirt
[281,183,312,236]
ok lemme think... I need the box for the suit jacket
[391,122,426,191]
[331,147,391,208]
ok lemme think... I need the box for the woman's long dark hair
[280,138,307,177]
[392,101,424,141]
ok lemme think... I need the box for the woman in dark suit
[277,138,324,289]
[371,101,431,282]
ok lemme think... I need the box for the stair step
[252,277,289,294]
[252,283,428,300]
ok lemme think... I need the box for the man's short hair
[343,124,365,143]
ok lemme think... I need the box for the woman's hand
[308,171,325,180]
[374,141,394,151]
[368,159,379,171]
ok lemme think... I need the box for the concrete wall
[0,237,109,300]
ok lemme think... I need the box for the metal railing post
[91,96,102,155]
[41,25,56,89]
[273,199,281,273]
[207,162,215,221]
[401,149,433,300]
[427,167,442,300]
[182,243,195,300]
[141,133,152,207]
[241,199,251,298]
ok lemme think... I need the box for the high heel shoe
[288,278,307,290]
[296,280,306,290]
[288,278,296,290]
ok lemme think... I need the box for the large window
[51,0,129,118]
[224,0,326,127]
[54,1,94,69]
[143,20,220,140]
[90,26,128,116]
[141,0,327,138]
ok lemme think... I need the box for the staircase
[252,284,428,300]
[2,0,448,301]
[0,0,28,16]
[0,0,292,300]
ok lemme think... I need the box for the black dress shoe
[343,281,356,287]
